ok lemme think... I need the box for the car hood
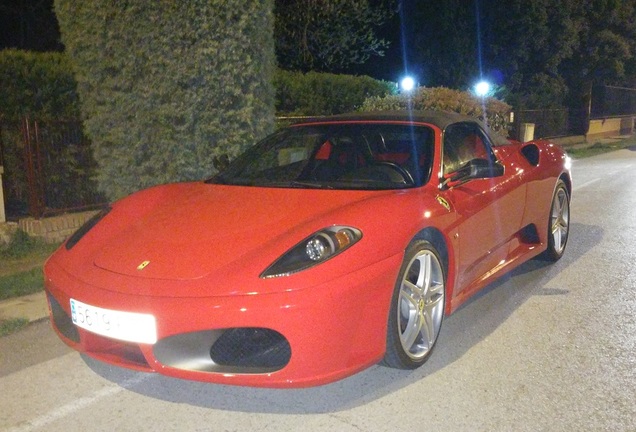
[91,182,381,282]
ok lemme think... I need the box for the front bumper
[45,253,401,388]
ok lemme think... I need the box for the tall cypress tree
[55,1,275,200]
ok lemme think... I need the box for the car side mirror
[443,158,504,188]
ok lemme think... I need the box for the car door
[440,122,525,293]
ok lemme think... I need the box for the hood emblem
[137,260,150,270]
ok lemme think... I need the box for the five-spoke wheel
[543,180,570,261]
[384,240,445,368]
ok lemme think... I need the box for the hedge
[275,69,396,116]
[360,87,512,135]
[55,0,276,200]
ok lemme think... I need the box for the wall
[587,117,635,140]
[17,210,99,244]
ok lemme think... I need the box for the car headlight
[260,226,362,278]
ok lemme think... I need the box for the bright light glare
[474,81,491,97]
[401,76,415,92]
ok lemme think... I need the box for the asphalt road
[1,148,635,432]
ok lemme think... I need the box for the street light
[474,81,491,97]
[400,76,416,92]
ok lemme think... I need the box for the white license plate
[70,298,157,344]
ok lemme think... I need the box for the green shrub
[275,69,396,116]
[0,49,80,120]
[360,87,512,135]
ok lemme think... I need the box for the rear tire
[542,180,570,262]
[383,240,445,369]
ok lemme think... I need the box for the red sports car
[44,111,571,388]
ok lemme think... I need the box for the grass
[0,267,46,301]
[0,229,57,299]
[565,137,636,159]
[0,230,60,337]
[0,230,59,278]
[0,229,59,259]
[0,317,30,337]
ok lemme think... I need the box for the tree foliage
[401,0,636,114]
[566,0,636,86]
[483,0,581,108]
[275,0,395,72]
[54,1,276,200]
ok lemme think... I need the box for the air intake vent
[521,144,540,166]
[210,328,291,369]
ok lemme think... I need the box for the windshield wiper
[289,181,332,189]
[260,180,332,189]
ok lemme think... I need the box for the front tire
[542,180,570,262]
[383,240,446,369]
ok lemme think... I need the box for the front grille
[47,292,80,343]
[210,328,291,369]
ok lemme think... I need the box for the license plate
[70,298,157,344]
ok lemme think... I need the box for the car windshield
[208,123,435,190]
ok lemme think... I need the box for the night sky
[0,0,64,52]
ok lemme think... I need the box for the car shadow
[84,221,602,414]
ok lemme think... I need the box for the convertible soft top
[293,110,511,145]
